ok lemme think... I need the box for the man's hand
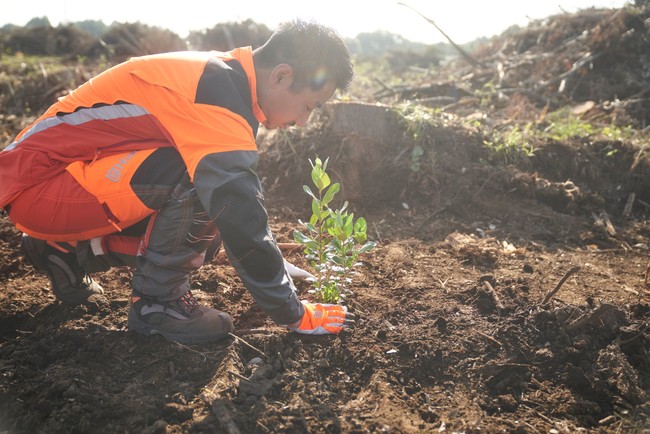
[289,301,356,335]
[284,259,316,282]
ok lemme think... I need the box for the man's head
[253,20,353,130]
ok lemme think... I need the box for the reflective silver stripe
[90,237,105,256]
[140,304,189,321]
[47,254,79,286]
[4,104,151,152]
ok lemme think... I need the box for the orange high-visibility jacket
[0,48,303,325]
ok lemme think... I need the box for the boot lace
[178,290,200,313]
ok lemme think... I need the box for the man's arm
[193,149,304,325]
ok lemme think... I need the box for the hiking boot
[128,290,234,344]
[21,234,104,305]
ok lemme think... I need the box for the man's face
[258,64,337,130]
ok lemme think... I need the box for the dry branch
[592,211,617,237]
[542,267,581,304]
[233,328,273,336]
[630,144,647,173]
[600,210,617,237]
[623,193,636,217]
[535,52,603,91]
[398,2,483,68]
[477,331,503,347]
[483,281,504,315]
[228,332,268,359]
[277,242,302,254]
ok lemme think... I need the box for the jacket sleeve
[193,149,305,325]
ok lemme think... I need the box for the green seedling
[294,158,376,303]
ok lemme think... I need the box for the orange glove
[290,301,356,335]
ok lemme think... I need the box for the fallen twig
[372,77,397,99]
[617,323,649,346]
[622,192,636,217]
[521,404,555,425]
[277,242,302,254]
[226,370,249,381]
[630,143,647,173]
[477,331,503,347]
[621,286,639,296]
[536,52,603,90]
[232,328,273,336]
[482,281,504,315]
[228,332,268,359]
[600,210,617,237]
[347,299,367,316]
[542,267,581,304]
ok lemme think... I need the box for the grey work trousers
[77,150,221,301]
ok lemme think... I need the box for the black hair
[253,19,353,92]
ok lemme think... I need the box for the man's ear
[270,64,294,88]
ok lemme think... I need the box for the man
[0,20,355,343]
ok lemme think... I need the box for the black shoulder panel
[195,58,258,136]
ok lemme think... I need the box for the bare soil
[0,111,649,433]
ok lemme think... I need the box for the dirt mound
[260,101,650,228]
[378,6,650,127]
